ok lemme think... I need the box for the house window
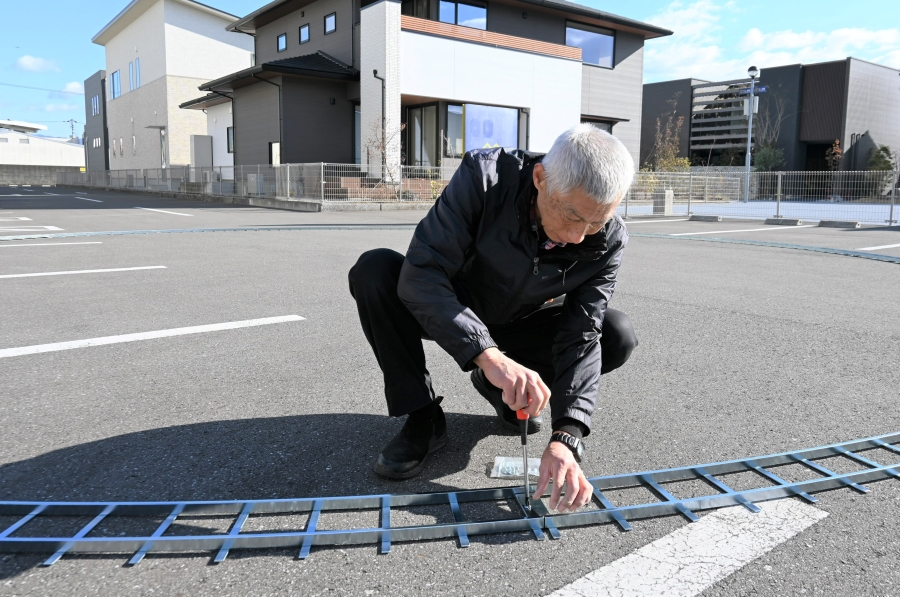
[0,138,7,143]
[110,70,121,99]
[446,104,463,157]
[581,119,614,133]
[324,13,336,34]
[300,24,310,43]
[129,62,134,91]
[277,33,287,52]
[91,95,100,116]
[135,58,141,88]
[408,104,438,166]
[464,103,518,151]
[439,0,486,29]
[119,138,124,156]
[227,127,234,153]
[566,22,615,68]
[20,138,30,144]
[132,135,136,155]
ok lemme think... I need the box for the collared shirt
[530,198,567,251]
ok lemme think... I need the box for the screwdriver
[517,408,530,511]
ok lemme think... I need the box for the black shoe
[470,369,543,434]
[374,397,448,480]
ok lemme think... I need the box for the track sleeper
[591,486,632,531]
[42,504,115,567]
[695,467,761,513]
[745,460,818,503]
[298,499,323,560]
[447,493,469,548]
[128,503,185,566]
[791,454,868,493]
[640,475,699,522]
[213,502,254,564]
[379,496,391,555]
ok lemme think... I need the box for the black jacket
[398,148,628,431]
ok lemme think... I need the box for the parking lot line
[135,207,193,216]
[75,197,103,202]
[0,265,166,279]
[0,226,64,232]
[0,242,103,248]
[670,225,815,236]
[0,217,32,221]
[856,242,900,251]
[0,315,305,359]
[547,499,827,597]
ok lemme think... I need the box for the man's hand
[532,438,592,513]
[473,348,550,417]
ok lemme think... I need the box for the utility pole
[743,66,759,203]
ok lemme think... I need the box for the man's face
[532,163,621,245]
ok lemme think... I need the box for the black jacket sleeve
[398,152,498,370]
[549,223,628,435]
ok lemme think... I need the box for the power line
[0,82,84,95]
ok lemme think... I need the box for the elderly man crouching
[348,124,638,512]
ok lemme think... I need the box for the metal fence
[58,163,459,204]
[58,165,899,224]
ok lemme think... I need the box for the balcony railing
[400,15,581,61]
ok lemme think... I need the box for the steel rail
[0,431,897,564]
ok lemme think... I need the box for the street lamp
[743,66,759,202]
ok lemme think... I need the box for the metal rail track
[2,432,898,565]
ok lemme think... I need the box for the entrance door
[408,105,437,167]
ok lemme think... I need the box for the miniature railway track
[1,432,897,565]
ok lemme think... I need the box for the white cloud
[14,55,60,73]
[643,1,900,82]
[49,81,85,99]
[44,103,80,113]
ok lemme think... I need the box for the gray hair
[541,123,635,204]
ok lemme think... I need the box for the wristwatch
[550,432,584,463]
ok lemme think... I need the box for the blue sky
[2,0,898,139]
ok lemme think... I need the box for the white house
[91,0,254,169]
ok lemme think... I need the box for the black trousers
[348,248,638,417]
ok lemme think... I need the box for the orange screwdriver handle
[516,409,529,420]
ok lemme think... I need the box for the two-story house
[91,0,255,170]
[185,0,670,171]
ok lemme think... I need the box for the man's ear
[533,163,546,191]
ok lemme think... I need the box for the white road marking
[856,242,900,251]
[0,265,165,279]
[547,500,827,597]
[5,194,24,197]
[670,225,815,236]
[0,217,32,221]
[75,197,103,203]
[76,191,86,194]
[134,207,193,216]
[0,315,306,359]
[0,242,103,248]
[43,192,59,196]
[623,218,690,225]
[0,226,64,232]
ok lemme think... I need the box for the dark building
[83,70,110,172]
[641,57,900,171]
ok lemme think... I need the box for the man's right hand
[473,348,550,417]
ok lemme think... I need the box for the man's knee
[601,309,638,374]
[348,248,404,299]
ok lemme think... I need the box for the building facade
[185,0,670,170]
[83,70,110,172]
[91,0,254,170]
[642,58,900,171]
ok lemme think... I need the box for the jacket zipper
[533,257,539,275]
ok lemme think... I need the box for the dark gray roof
[518,0,671,37]
[199,51,357,92]
[228,0,672,38]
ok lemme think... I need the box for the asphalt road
[1,187,899,596]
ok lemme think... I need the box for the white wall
[0,132,85,167]
[206,102,233,167]
[164,0,254,80]
[360,0,402,173]
[400,31,582,152]
[104,0,167,93]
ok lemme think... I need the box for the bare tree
[363,119,406,187]
[645,92,691,172]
